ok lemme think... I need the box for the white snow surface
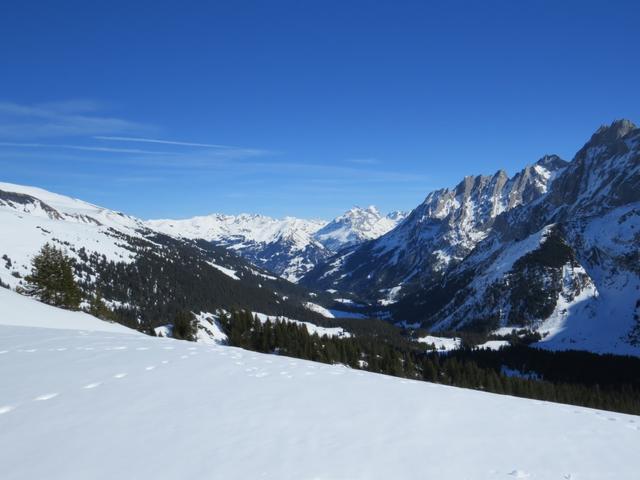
[208,262,240,280]
[378,284,402,305]
[417,335,462,351]
[476,340,510,350]
[303,301,336,318]
[0,287,135,334]
[303,301,368,319]
[253,311,351,338]
[1,291,639,479]
[193,312,228,344]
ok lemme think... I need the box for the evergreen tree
[88,292,113,320]
[173,311,196,341]
[24,243,81,310]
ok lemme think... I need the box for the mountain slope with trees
[0,182,333,337]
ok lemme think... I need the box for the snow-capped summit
[312,205,406,252]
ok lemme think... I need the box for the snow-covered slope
[1,290,639,480]
[148,206,405,281]
[0,181,146,289]
[0,286,136,334]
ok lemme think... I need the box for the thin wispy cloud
[94,135,234,149]
[94,135,272,157]
[0,141,173,155]
[238,161,430,183]
[346,157,380,165]
[0,139,425,183]
[0,100,151,139]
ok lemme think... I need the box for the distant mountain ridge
[148,206,406,281]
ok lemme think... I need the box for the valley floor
[1,290,639,479]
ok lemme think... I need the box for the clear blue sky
[1,0,638,220]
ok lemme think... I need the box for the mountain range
[147,206,406,281]
[305,119,640,355]
[1,119,638,356]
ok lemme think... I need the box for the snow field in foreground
[1,289,639,479]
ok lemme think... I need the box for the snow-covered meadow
[1,288,639,479]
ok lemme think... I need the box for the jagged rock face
[496,120,640,242]
[414,226,597,332]
[302,155,567,301]
[0,190,64,220]
[391,120,640,356]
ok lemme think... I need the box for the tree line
[219,310,640,415]
[16,243,640,416]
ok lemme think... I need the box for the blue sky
[1,0,638,220]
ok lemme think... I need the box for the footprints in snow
[34,393,59,401]
[507,471,529,478]
[0,341,184,417]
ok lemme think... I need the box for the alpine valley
[2,120,639,359]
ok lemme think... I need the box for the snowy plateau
[1,288,639,480]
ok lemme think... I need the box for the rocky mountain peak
[534,154,567,171]
[593,119,637,143]
[575,119,638,159]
